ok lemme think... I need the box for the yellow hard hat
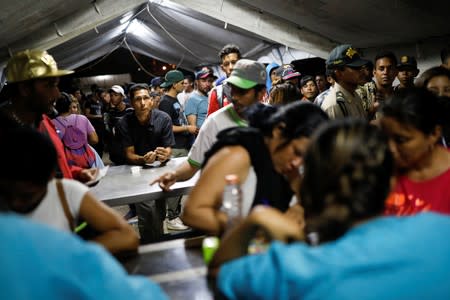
[6,49,73,83]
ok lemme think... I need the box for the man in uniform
[395,55,419,91]
[321,44,368,119]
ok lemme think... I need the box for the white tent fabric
[0,0,449,81]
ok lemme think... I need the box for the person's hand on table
[150,171,176,192]
[143,151,157,164]
[78,168,98,182]
[155,147,170,162]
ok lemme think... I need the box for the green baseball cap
[160,70,184,88]
[226,59,266,89]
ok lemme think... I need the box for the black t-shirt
[159,94,192,149]
[84,99,104,128]
[204,127,293,212]
[84,99,103,116]
[107,104,133,131]
[117,109,175,157]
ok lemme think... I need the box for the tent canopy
[0,0,449,75]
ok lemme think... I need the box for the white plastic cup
[130,166,141,175]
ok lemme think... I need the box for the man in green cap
[1,49,96,182]
[321,44,368,120]
[159,70,197,156]
[152,59,267,221]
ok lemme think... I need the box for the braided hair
[301,119,393,243]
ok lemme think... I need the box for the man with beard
[185,66,215,132]
[1,49,96,182]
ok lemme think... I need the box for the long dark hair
[381,87,446,136]
[247,101,329,151]
[301,119,393,243]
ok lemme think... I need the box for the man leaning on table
[116,83,175,243]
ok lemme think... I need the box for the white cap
[110,85,125,97]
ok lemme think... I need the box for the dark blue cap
[150,77,162,87]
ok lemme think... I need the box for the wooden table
[120,236,216,299]
[90,157,199,207]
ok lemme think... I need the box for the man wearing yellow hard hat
[2,49,96,182]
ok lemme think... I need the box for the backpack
[55,116,95,168]
[55,116,87,150]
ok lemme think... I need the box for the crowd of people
[0,41,450,299]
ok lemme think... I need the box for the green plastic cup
[202,236,220,265]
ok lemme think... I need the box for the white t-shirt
[27,178,89,232]
[187,104,248,167]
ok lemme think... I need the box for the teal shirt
[0,214,168,300]
[219,213,450,299]
[184,91,208,128]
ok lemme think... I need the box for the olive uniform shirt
[321,82,367,120]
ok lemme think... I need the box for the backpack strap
[216,84,224,107]
[54,117,66,136]
[54,117,63,126]
[56,179,75,231]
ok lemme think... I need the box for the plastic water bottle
[221,174,243,228]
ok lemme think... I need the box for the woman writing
[182,102,328,235]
